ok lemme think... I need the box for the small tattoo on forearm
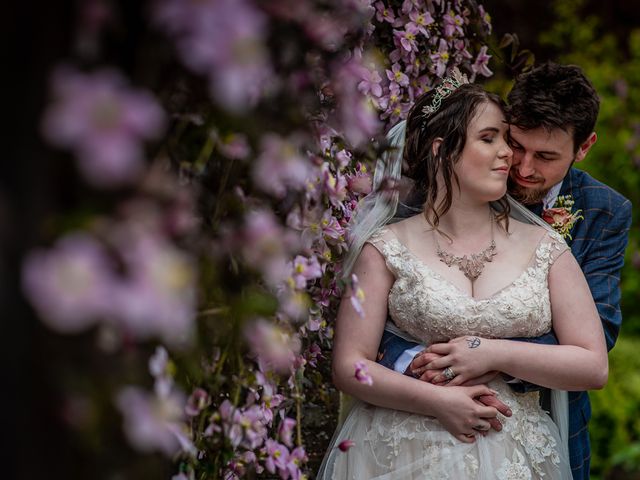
[467,337,481,349]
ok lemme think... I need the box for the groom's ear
[575,132,597,163]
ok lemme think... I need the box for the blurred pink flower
[245,319,301,374]
[113,229,197,347]
[347,170,373,195]
[338,439,356,452]
[291,255,322,290]
[41,67,165,187]
[349,279,365,317]
[286,446,307,480]
[443,10,464,37]
[357,67,383,98]
[471,45,493,78]
[278,417,296,447]
[332,60,381,147]
[252,134,313,198]
[154,0,272,112]
[116,385,194,457]
[240,209,299,285]
[185,388,211,417]
[149,345,174,397]
[22,233,115,333]
[430,39,450,77]
[354,361,373,386]
[218,133,251,159]
[263,439,290,476]
[322,165,348,207]
[478,4,492,34]
[374,1,396,24]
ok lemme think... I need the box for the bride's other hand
[425,336,497,385]
[432,384,499,443]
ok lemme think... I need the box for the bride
[318,71,607,479]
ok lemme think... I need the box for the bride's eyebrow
[477,127,500,134]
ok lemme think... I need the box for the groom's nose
[516,153,536,177]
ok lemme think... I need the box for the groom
[378,62,632,479]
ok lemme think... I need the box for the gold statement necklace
[434,211,497,283]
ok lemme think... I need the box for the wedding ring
[443,367,456,381]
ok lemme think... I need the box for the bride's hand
[431,384,499,443]
[424,336,497,386]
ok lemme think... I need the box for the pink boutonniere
[542,195,583,240]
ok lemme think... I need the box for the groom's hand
[406,350,442,381]
[475,394,512,432]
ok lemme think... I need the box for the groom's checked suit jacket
[377,168,632,480]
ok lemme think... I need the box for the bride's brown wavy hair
[403,82,510,230]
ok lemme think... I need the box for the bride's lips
[511,170,542,186]
[491,165,510,175]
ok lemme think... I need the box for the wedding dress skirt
[317,379,570,479]
[318,227,572,479]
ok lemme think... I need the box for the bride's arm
[426,251,608,391]
[332,243,500,441]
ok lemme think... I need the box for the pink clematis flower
[278,417,297,447]
[374,1,396,23]
[408,9,434,36]
[430,39,450,77]
[290,255,323,290]
[245,319,302,374]
[21,233,116,333]
[386,63,410,87]
[41,67,165,187]
[354,361,373,386]
[154,0,272,112]
[471,45,493,78]
[112,227,197,347]
[252,134,312,198]
[116,385,195,457]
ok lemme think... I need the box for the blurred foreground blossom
[252,134,313,198]
[22,233,115,333]
[239,209,300,285]
[22,223,197,347]
[354,361,373,386]
[154,0,272,112]
[116,385,195,457]
[113,227,197,346]
[349,273,365,317]
[245,319,302,374]
[338,439,355,452]
[332,59,382,147]
[471,45,493,78]
[41,67,165,187]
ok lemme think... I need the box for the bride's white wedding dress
[318,227,572,479]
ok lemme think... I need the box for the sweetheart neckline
[382,235,543,303]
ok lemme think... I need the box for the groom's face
[506,126,577,205]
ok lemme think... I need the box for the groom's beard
[507,176,550,206]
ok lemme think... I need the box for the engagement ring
[443,367,456,380]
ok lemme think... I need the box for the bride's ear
[431,138,443,157]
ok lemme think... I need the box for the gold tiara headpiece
[422,67,470,116]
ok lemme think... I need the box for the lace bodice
[367,227,569,344]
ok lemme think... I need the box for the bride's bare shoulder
[505,217,551,244]
[386,214,426,243]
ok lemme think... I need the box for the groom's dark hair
[506,62,600,152]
